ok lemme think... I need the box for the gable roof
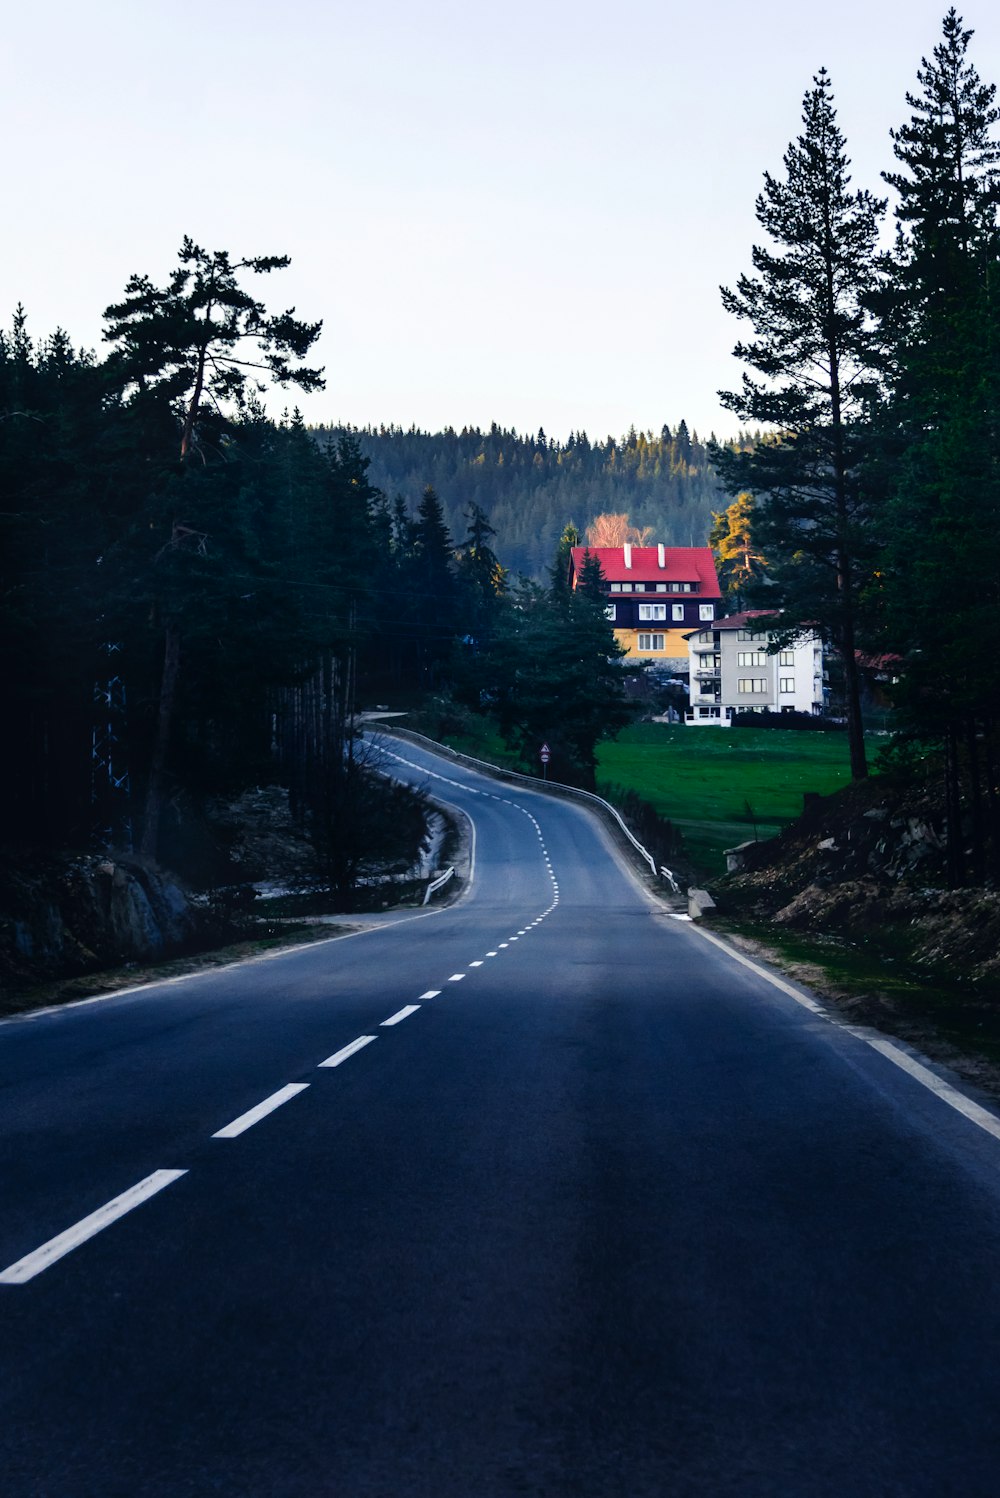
[713,609,775,631]
[569,545,721,598]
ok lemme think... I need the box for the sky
[4,0,997,443]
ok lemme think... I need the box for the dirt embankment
[717,776,1000,994]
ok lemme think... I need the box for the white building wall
[685,625,824,725]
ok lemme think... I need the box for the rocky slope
[717,776,1000,993]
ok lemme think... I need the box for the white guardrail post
[423,866,455,905]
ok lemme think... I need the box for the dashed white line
[448,973,466,982]
[212,1083,310,1139]
[318,1035,377,1068]
[486,951,498,957]
[469,960,484,967]
[419,990,441,1000]
[0,1169,188,1286]
[381,1005,421,1027]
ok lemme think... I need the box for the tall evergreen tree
[713,69,886,779]
[102,239,324,856]
[875,8,1000,881]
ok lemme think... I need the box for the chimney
[623,543,632,569]
[658,543,665,568]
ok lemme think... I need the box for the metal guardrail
[423,865,455,905]
[378,725,664,883]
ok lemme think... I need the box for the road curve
[2,737,1000,1495]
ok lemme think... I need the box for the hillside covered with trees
[313,421,733,579]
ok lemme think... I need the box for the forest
[311,421,734,580]
[2,5,999,912]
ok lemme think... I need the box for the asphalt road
[3,737,1000,1496]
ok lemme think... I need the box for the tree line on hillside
[312,420,741,579]
[710,7,1000,885]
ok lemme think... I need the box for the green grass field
[437,716,856,878]
[595,723,855,874]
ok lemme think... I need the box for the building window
[655,583,667,592]
[697,630,714,644]
[620,583,633,592]
[610,583,622,593]
[737,651,768,667]
[779,650,795,666]
[671,604,685,621]
[738,678,767,694]
[779,677,795,693]
[699,604,715,621]
[737,629,766,642]
[605,605,616,621]
[638,633,665,652]
[638,603,667,620]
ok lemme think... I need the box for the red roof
[713,609,776,631]
[570,545,721,598]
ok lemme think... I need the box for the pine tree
[713,69,886,779]
[102,239,324,857]
[709,493,767,605]
[875,8,1000,881]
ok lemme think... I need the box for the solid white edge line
[212,1082,309,1139]
[381,1004,420,1027]
[318,1035,377,1068]
[687,925,826,1013]
[864,1036,1000,1142]
[687,922,1000,1145]
[0,1169,188,1285]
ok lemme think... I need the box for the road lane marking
[0,1170,188,1285]
[319,1035,378,1067]
[419,990,441,999]
[212,1083,309,1138]
[381,1005,420,1026]
[448,973,465,981]
[469,960,483,967]
[862,1036,1000,1143]
[499,943,509,948]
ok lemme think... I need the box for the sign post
[540,742,550,780]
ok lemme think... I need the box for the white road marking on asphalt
[419,990,441,999]
[863,1036,1000,1142]
[381,1005,420,1027]
[499,943,509,948]
[0,1170,188,1285]
[670,913,694,921]
[319,1035,377,1067]
[486,952,497,958]
[212,1083,309,1138]
[469,960,484,967]
[689,926,826,1013]
[449,973,465,981]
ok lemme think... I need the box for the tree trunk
[140,622,181,860]
[838,603,868,781]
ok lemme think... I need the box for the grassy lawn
[595,723,855,876]
[429,714,856,880]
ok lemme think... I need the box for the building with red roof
[569,543,722,663]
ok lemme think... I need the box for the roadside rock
[0,852,199,989]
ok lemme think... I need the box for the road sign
[540,743,550,763]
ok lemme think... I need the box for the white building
[684,611,825,726]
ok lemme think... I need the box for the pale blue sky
[4,0,995,440]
